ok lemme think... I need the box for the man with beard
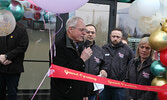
[100,28,134,100]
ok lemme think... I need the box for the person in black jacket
[50,16,93,100]
[84,24,107,100]
[100,28,134,100]
[125,37,158,100]
[0,24,29,100]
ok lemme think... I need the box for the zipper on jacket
[138,63,143,71]
[65,86,72,94]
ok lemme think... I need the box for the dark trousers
[99,86,125,100]
[0,73,20,100]
[88,95,96,100]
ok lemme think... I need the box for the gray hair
[66,16,83,31]
[135,37,155,60]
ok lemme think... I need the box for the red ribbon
[49,64,167,92]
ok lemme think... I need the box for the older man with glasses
[50,16,93,100]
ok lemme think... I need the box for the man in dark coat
[100,28,134,100]
[51,16,93,100]
[0,24,29,100]
[84,24,108,100]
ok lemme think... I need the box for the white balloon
[128,0,142,20]
[138,14,165,34]
[137,0,160,17]
[0,10,16,36]
[159,0,167,17]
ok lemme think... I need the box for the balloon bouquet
[129,0,167,99]
[149,20,167,100]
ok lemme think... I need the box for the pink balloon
[27,0,36,6]
[31,0,89,13]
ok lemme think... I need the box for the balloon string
[50,14,63,63]
[30,12,50,100]
[48,14,53,63]
[30,13,63,99]
[42,14,47,30]
[53,14,63,37]
[30,69,49,100]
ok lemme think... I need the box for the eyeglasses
[73,27,87,32]
[86,31,96,34]
[139,46,151,50]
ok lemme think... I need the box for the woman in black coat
[125,37,158,100]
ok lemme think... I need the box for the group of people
[51,16,158,100]
[0,16,157,100]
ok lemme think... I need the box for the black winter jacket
[125,57,158,100]
[102,42,134,81]
[0,25,29,74]
[84,41,107,96]
[51,34,87,100]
